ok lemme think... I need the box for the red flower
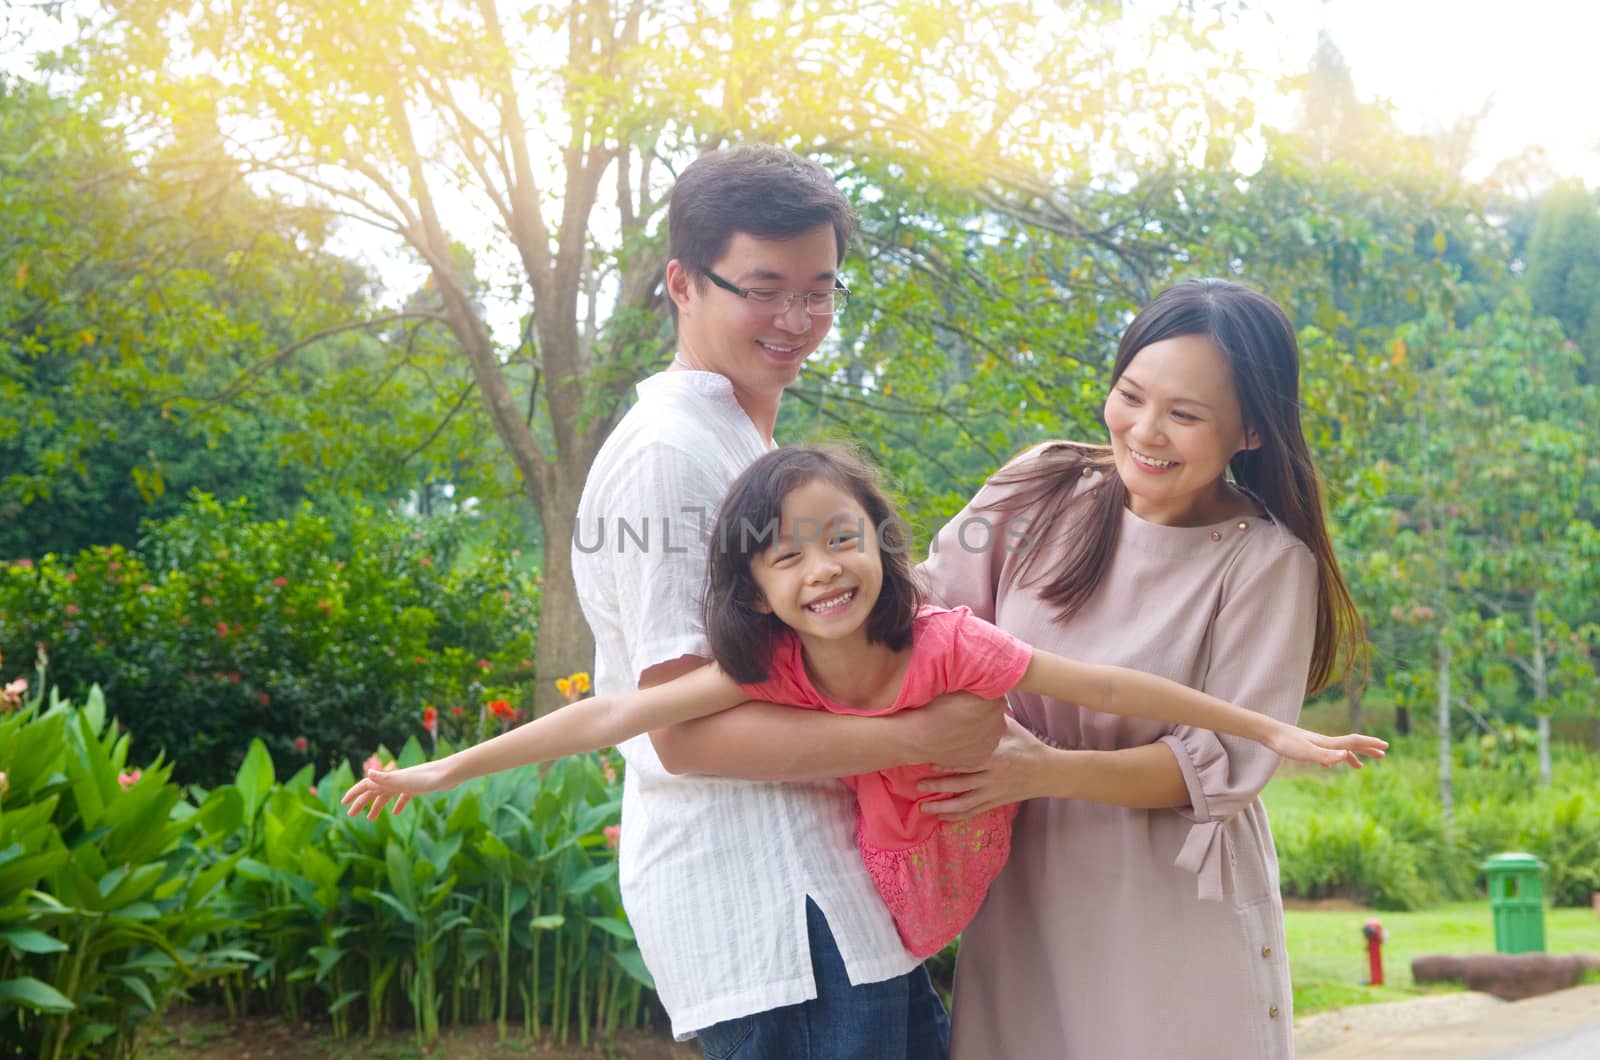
[15,558,33,569]
[419,555,433,568]
[65,604,79,616]
[65,572,77,582]
[450,705,464,717]
[293,736,309,752]
[273,576,288,587]
[259,692,271,706]
[422,705,438,736]
[117,769,141,789]
[216,621,229,637]
[107,560,121,572]
[476,658,491,671]
[487,698,514,721]
[603,825,621,849]
[226,671,241,684]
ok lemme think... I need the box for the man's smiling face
[669,224,840,405]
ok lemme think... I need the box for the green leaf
[0,976,75,1013]
[0,928,68,955]
[586,915,634,941]
[610,947,655,989]
[235,739,275,820]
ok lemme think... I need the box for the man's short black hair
[666,145,855,322]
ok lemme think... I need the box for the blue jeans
[696,899,949,1060]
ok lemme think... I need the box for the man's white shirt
[571,369,916,1039]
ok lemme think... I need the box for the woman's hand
[1266,724,1388,769]
[340,759,454,820]
[915,716,1060,821]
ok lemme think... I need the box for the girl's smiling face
[749,477,884,644]
[1103,333,1260,526]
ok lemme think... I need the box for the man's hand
[899,692,1006,768]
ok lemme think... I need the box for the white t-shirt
[571,369,916,1039]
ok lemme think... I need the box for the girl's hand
[915,716,1057,821]
[1267,725,1388,769]
[340,759,453,820]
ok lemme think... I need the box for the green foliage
[0,496,538,786]
[1525,180,1600,378]
[0,79,502,560]
[0,682,250,1059]
[1,685,641,1053]
[1268,737,1600,910]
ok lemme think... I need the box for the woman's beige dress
[922,461,1317,1060]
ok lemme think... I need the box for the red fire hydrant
[1362,917,1385,986]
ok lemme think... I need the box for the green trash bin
[1482,852,1547,954]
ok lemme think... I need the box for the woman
[918,279,1362,1058]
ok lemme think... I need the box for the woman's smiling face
[1102,333,1260,526]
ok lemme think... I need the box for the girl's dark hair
[666,145,856,324]
[984,278,1363,694]
[703,445,921,685]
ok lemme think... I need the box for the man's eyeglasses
[702,268,849,317]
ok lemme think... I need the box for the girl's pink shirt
[739,605,1032,849]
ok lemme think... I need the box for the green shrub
[0,681,247,1059]
[1,681,645,1054]
[1267,737,1600,909]
[0,494,538,786]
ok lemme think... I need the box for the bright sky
[1232,0,1600,185]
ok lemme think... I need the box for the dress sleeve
[602,441,729,680]
[1161,540,1317,838]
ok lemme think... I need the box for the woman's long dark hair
[984,279,1362,694]
[702,445,922,685]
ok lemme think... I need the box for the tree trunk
[1437,635,1454,827]
[528,454,597,719]
[1345,666,1364,731]
[1531,598,1552,784]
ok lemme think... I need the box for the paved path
[1297,983,1600,1059]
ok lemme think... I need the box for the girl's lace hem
[858,804,1018,958]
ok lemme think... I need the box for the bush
[0,495,538,786]
[0,680,246,1058]
[1,681,643,1055]
[1267,737,1600,909]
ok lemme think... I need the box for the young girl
[342,445,1385,958]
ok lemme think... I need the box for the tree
[78,0,1269,712]
[0,79,497,557]
[1344,298,1600,812]
[1525,181,1600,380]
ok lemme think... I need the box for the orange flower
[487,698,515,721]
[422,705,438,736]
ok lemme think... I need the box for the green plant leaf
[0,976,76,1013]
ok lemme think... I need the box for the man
[572,145,1003,1058]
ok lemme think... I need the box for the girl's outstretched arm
[1012,651,1387,768]
[341,663,747,818]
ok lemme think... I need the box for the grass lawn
[1287,901,1600,1016]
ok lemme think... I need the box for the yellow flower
[556,677,573,700]
[572,672,591,694]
